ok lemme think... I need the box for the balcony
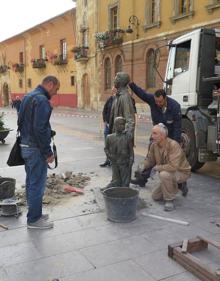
[72,46,89,62]
[53,55,68,66]
[0,65,9,74]
[32,59,47,69]
[13,63,24,72]
[95,29,124,49]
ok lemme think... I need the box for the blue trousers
[21,147,47,223]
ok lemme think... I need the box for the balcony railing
[95,29,124,49]
[53,55,68,65]
[13,63,24,72]
[72,46,89,62]
[0,65,9,74]
[32,59,47,69]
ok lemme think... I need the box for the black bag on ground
[7,136,24,166]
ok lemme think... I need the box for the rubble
[15,171,91,206]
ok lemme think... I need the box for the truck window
[174,40,191,77]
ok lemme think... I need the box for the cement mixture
[15,171,91,206]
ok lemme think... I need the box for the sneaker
[164,200,175,212]
[41,213,49,220]
[27,218,54,229]
[178,182,188,197]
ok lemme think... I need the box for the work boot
[164,200,175,212]
[178,182,188,197]
[130,178,146,187]
[99,159,111,167]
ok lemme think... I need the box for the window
[146,49,156,88]
[206,0,220,13]
[71,76,75,86]
[104,57,111,90]
[84,0,87,6]
[171,0,194,21]
[19,52,24,64]
[110,5,118,30]
[39,45,46,60]
[60,39,67,60]
[179,0,190,14]
[27,78,32,88]
[174,40,191,76]
[145,0,160,26]
[115,55,122,74]
[19,79,23,88]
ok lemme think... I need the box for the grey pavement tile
[79,235,157,268]
[0,241,41,267]
[33,223,133,257]
[5,250,93,281]
[0,267,10,281]
[0,227,33,248]
[162,271,200,281]
[62,260,155,281]
[134,249,185,280]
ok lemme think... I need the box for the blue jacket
[129,82,181,143]
[19,85,53,159]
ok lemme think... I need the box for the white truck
[156,28,220,170]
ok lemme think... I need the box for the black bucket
[0,177,16,199]
[103,187,139,223]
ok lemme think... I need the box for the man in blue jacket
[19,76,60,229]
[129,83,187,196]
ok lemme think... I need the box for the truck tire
[181,118,204,171]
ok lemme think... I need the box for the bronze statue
[109,72,135,141]
[104,117,134,188]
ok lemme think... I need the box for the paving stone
[79,235,157,268]
[5,251,93,281]
[134,249,185,280]
[162,271,200,280]
[0,267,10,281]
[62,260,155,281]
[0,241,41,267]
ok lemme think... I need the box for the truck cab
[163,28,220,170]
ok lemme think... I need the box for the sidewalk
[0,107,220,281]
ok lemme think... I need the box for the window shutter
[145,0,152,25]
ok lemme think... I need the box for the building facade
[95,0,220,110]
[0,9,77,107]
[0,1,220,110]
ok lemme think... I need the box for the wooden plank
[173,247,217,281]
[182,239,188,253]
[197,236,220,251]
[0,223,8,230]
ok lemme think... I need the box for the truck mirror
[165,78,173,85]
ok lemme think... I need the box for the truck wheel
[181,118,204,171]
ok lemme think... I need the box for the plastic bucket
[0,177,16,199]
[103,187,139,223]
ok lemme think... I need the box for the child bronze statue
[104,116,134,189]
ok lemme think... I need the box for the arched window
[115,55,122,74]
[104,57,112,90]
[146,49,156,88]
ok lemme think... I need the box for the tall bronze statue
[109,72,135,141]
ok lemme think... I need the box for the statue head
[114,116,126,133]
[114,72,130,89]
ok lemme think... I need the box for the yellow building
[0,9,77,107]
[94,0,220,109]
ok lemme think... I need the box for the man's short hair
[154,89,166,98]
[42,75,59,85]
[157,123,168,136]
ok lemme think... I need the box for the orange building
[0,9,77,107]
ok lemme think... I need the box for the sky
[0,0,75,42]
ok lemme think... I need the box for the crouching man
[143,123,191,211]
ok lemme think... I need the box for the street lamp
[126,15,140,39]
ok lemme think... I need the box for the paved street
[0,107,220,281]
